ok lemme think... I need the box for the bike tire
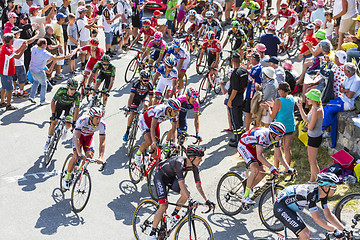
[71,170,92,213]
[132,199,159,240]
[174,215,214,240]
[129,145,143,184]
[125,57,138,83]
[127,117,139,157]
[181,73,188,96]
[258,184,285,232]
[45,131,58,167]
[216,171,245,216]
[334,193,360,230]
[286,37,300,58]
[147,166,158,201]
[181,39,191,53]
[60,153,74,191]
[196,52,208,75]
[213,75,221,95]
[198,76,210,104]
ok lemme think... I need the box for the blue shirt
[246,64,262,98]
[30,46,52,72]
[275,96,295,133]
[166,46,190,60]
[260,33,281,57]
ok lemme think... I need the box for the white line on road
[2,170,58,184]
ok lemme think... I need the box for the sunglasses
[154,39,161,42]
[165,65,173,68]
[207,17,212,19]
[90,45,96,48]
[174,46,180,48]
[142,79,149,82]
[329,185,338,191]
[69,88,77,91]
[22,18,28,20]
[102,63,109,66]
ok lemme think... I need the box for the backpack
[284,70,296,93]
[75,17,84,37]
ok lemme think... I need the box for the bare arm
[127,92,135,108]
[255,145,273,169]
[195,182,208,201]
[98,135,106,161]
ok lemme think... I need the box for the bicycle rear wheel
[198,76,210,104]
[174,215,214,240]
[132,199,159,240]
[71,170,92,213]
[286,37,300,58]
[335,193,360,231]
[60,153,74,191]
[216,171,245,216]
[258,184,285,232]
[125,57,138,83]
[129,145,143,184]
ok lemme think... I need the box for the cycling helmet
[280,1,288,7]
[89,107,104,118]
[154,31,163,40]
[316,172,339,186]
[269,122,286,136]
[172,39,181,47]
[206,31,216,40]
[232,20,241,28]
[186,87,199,98]
[101,54,111,63]
[67,78,79,88]
[205,11,214,18]
[237,11,246,18]
[142,19,151,26]
[164,55,175,66]
[139,70,151,79]
[189,10,197,16]
[186,145,205,157]
[89,38,99,46]
[167,98,181,111]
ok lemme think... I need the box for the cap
[319,39,332,53]
[11,26,22,34]
[266,56,280,64]
[305,89,321,102]
[268,21,276,30]
[77,6,87,12]
[282,60,293,70]
[317,0,324,6]
[19,13,28,20]
[313,19,323,26]
[335,50,347,64]
[154,10,163,16]
[107,0,114,4]
[8,12,18,18]
[56,12,67,19]
[352,15,360,21]
[306,23,315,29]
[263,67,276,79]
[251,52,261,61]
[315,29,326,39]
[255,43,266,52]
[29,6,40,13]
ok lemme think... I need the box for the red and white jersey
[202,39,222,55]
[139,26,157,37]
[143,104,178,124]
[0,44,15,76]
[239,127,281,149]
[278,8,298,21]
[74,115,106,137]
[184,14,204,26]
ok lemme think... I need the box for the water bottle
[354,159,360,182]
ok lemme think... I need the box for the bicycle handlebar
[128,47,142,53]
[86,87,110,96]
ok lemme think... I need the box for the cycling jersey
[227,28,247,41]
[246,64,263,98]
[238,17,254,34]
[146,39,167,53]
[150,16,158,28]
[154,64,178,95]
[53,87,81,107]
[130,80,154,109]
[279,8,298,20]
[139,26,157,36]
[177,95,200,132]
[203,18,223,33]
[74,115,106,137]
[202,39,222,55]
[240,1,260,10]
[92,61,116,77]
[184,14,204,26]
[80,46,105,71]
[166,46,190,72]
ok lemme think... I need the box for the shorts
[334,17,341,27]
[308,134,322,148]
[80,40,90,54]
[261,111,272,124]
[225,0,234,3]
[166,20,174,29]
[105,32,114,45]
[57,46,65,66]
[189,23,202,32]
[154,170,181,204]
[154,79,173,96]
[130,96,146,110]
[339,16,356,33]
[96,72,112,90]
[178,110,188,132]
[12,65,27,84]
[68,45,78,60]
[150,49,166,62]
[63,29,68,43]
[132,15,141,28]
[54,102,72,119]
[243,98,251,113]
[138,114,160,139]
[0,74,14,91]
[176,57,190,72]
[85,60,96,74]
[233,39,245,51]
[236,0,243,7]
[208,52,217,67]
[72,134,95,153]
[284,17,298,29]
[237,142,263,168]
[273,200,306,236]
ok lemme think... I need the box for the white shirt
[21,3,35,14]
[13,38,25,66]
[102,7,115,33]
[342,0,358,19]
[325,20,334,37]
[341,74,360,110]
[30,16,46,38]
[116,0,132,21]
[77,17,91,41]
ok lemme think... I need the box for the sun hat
[282,60,293,70]
[255,43,266,52]
[335,50,347,64]
[305,89,322,102]
[263,67,276,79]
[315,29,326,39]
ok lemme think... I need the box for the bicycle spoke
[175,216,213,240]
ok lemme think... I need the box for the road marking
[2,170,58,183]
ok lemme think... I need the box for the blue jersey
[156,64,178,82]
[166,46,190,61]
[246,64,263,98]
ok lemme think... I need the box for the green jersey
[53,87,80,107]
[165,0,177,21]
[92,61,116,77]
[241,1,260,10]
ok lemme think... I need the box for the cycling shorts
[150,49,166,62]
[176,57,190,72]
[138,114,160,140]
[154,79,173,96]
[237,142,263,168]
[130,96,147,110]
[273,200,306,236]
[284,17,298,29]
[54,102,72,119]
[233,39,245,51]
[72,134,95,153]
[178,111,188,132]
[189,23,202,32]
[96,72,112,90]
[154,170,181,204]
[208,52,217,67]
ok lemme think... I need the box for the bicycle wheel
[132,199,159,240]
[196,52,208,75]
[147,166,158,201]
[60,153,74,190]
[198,76,210,104]
[335,193,360,230]
[44,131,59,167]
[125,57,138,83]
[258,184,285,232]
[181,39,191,53]
[213,74,221,95]
[216,171,245,216]
[127,120,139,157]
[129,145,143,184]
[71,170,92,213]
[286,37,300,58]
[181,73,188,95]
[174,215,214,240]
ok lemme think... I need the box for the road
[0,10,333,240]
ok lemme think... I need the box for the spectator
[176,0,194,31]
[67,13,79,74]
[151,10,167,35]
[77,6,95,70]
[21,0,35,15]
[297,89,324,183]
[227,53,248,147]
[306,33,331,59]
[131,0,148,39]
[1,0,20,30]
[313,19,323,32]
[332,50,347,98]
[262,82,295,166]
[341,15,360,53]
[28,38,70,105]
[102,0,121,56]
[259,21,282,57]
[266,56,285,84]
[0,33,27,110]
[44,25,63,81]
[298,24,318,62]
[310,0,325,25]
[90,0,101,19]
[224,0,233,25]
[165,0,179,40]
[53,13,67,80]
[322,62,360,147]
[116,0,132,46]
[29,4,56,38]
[194,0,206,14]
[255,43,269,67]
[4,12,18,34]
[324,11,334,40]
[12,26,39,97]
[18,13,37,72]
[76,0,86,18]
[58,0,71,55]
[283,60,300,94]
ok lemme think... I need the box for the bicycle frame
[72,157,96,187]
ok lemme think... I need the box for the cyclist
[123,70,154,141]
[129,19,157,51]
[134,99,181,166]
[179,10,204,38]
[141,31,167,67]
[176,87,200,138]
[62,107,106,190]
[151,56,178,104]
[198,31,222,81]
[166,39,190,94]
[203,0,223,20]
[43,79,80,150]
[240,0,261,21]
[274,172,351,240]
[148,145,215,240]
[201,11,223,40]
[237,122,295,205]
[88,54,116,109]
[236,11,254,46]
[274,2,299,47]
[222,21,247,60]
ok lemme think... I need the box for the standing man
[29,4,56,38]
[266,56,285,84]
[227,53,248,147]
[259,21,282,57]
[58,0,71,56]
[0,33,27,110]
[18,13,37,73]
[102,0,121,56]
[4,12,18,34]
[53,13,67,80]
[21,0,35,15]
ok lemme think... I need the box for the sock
[171,209,179,216]
[136,150,142,156]
[244,187,251,198]
[150,228,157,236]
[126,126,130,134]
[20,90,23,94]
[64,171,71,181]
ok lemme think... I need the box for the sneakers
[19,91,29,97]
[61,128,68,140]
[40,101,50,106]
[0,102,7,108]
[6,105,18,111]
[123,132,129,141]
[147,234,157,240]
[134,154,142,166]
[62,179,70,190]
[322,131,330,138]
[118,49,125,54]
[55,73,66,80]
[242,196,256,205]
[44,138,51,150]
[28,98,36,104]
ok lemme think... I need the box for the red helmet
[142,19,151,26]
[90,38,99,46]
[206,31,216,40]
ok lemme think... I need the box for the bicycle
[196,50,208,75]
[86,87,110,109]
[335,193,360,234]
[120,107,142,157]
[258,228,355,240]
[277,28,301,58]
[216,170,295,232]
[132,199,214,240]
[198,66,222,104]
[59,153,102,213]
[125,47,148,83]
[78,75,95,103]
[176,33,202,56]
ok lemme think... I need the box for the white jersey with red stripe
[184,14,204,26]
[144,104,178,124]
[74,115,106,137]
[239,127,281,149]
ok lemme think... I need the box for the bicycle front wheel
[216,171,245,216]
[132,199,159,240]
[125,57,138,83]
[198,76,210,104]
[147,166,158,201]
[174,215,214,240]
[127,123,138,157]
[71,170,92,213]
[258,184,285,232]
[196,53,208,75]
[129,145,143,184]
[60,153,73,190]
[334,193,360,230]
[44,131,59,167]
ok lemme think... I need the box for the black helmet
[139,70,151,79]
[101,54,111,63]
[186,145,205,157]
[67,78,78,88]
[316,172,339,186]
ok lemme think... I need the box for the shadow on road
[0,104,47,127]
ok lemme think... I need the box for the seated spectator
[322,63,360,148]
[259,21,282,57]
[298,24,318,62]
[29,4,56,38]
[283,60,300,94]
[266,56,285,84]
